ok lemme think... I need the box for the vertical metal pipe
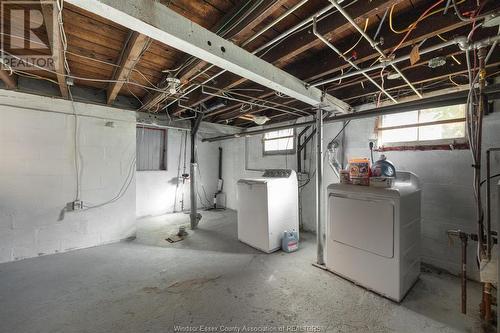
[486,149,492,259]
[447,229,469,314]
[484,283,492,322]
[297,127,307,173]
[190,161,197,229]
[316,107,325,265]
[477,47,487,257]
[486,148,500,259]
[476,47,494,324]
[190,113,203,229]
[460,233,468,315]
[218,147,223,180]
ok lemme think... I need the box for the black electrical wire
[299,170,316,189]
[480,174,500,187]
[299,120,351,190]
[332,120,351,142]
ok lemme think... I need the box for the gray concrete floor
[0,210,484,333]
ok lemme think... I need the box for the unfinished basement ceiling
[1,0,499,127]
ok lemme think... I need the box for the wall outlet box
[72,200,83,211]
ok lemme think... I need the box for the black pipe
[190,113,203,230]
[202,84,500,143]
[300,129,316,151]
[218,147,223,180]
[190,113,203,163]
[486,147,500,259]
[297,126,311,173]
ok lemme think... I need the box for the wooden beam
[229,0,291,45]
[178,0,292,82]
[140,1,273,111]
[41,3,69,98]
[141,0,305,112]
[335,54,500,102]
[169,0,404,115]
[0,69,17,89]
[207,6,474,120]
[66,0,349,113]
[107,32,149,105]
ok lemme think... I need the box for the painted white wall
[220,120,344,232]
[341,107,500,278]
[220,134,298,210]
[221,101,500,278]
[0,90,136,263]
[136,129,220,217]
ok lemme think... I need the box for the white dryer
[326,172,421,302]
[237,169,298,253]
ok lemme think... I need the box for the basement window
[377,104,467,148]
[263,128,295,155]
[136,127,167,171]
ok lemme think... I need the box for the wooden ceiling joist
[107,32,150,105]
[140,0,276,111]
[2,0,500,127]
[206,4,473,121]
[0,70,17,90]
[169,0,405,116]
[337,57,500,102]
[142,0,317,112]
[65,0,349,113]
[41,3,69,99]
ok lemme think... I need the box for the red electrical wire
[390,0,445,55]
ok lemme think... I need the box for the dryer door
[329,195,394,258]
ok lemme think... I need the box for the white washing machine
[326,172,421,302]
[237,169,298,253]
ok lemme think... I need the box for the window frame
[136,126,168,171]
[262,128,296,156]
[376,105,467,149]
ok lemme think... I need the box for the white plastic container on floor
[282,230,299,253]
[237,169,299,253]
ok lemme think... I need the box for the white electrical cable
[0,31,161,88]
[56,0,137,210]
[0,50,173,94]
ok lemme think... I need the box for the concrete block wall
[135,129,220,217]
[0,90,136,263]
[220,121,344,232]
[220,133,300,212]
[320,102,500,278]
[221,101,500,279]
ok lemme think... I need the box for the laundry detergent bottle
[282,230,299,253]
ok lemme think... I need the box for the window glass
[263,129,294,154]
[378,104,466,145]
[136,127,166,171]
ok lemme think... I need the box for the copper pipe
[476,47,495,325]
[481,283,493,324]
[460,232,467,315]
[448,229,468,314]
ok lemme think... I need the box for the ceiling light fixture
[253,116,270,125]
[386,72,401,80]
[165,75,181,94]
[428,57,446,68]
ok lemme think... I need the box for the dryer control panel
[262,169,292,178]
